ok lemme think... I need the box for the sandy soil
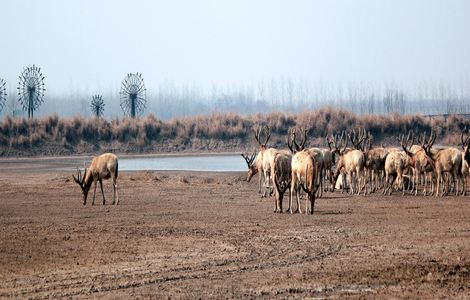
[1,162,470,298]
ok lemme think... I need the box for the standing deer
[422,130,464,196]
[73,153,119,205]
[288,128,317,214]
[363,132,389,193]
[271,151,292,213]
[332,130,367,195]
[383,148,410,196]
[400,132,436,196]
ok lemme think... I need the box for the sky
[1,0,470,96]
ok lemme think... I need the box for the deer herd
[242,125,470,215]
[71,125,470,212]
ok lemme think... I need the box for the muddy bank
[0,168,469,298]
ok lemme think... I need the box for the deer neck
[83,171,94,188]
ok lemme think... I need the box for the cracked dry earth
[1,167,470,298]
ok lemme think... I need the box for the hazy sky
[1,0,470,95]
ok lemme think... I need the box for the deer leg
[462,172,466,196]
[436,173,441,197]
[305,193,309,215]
[258,172,262,195]
[287,174,297,214]
[310,195,316,215]
[92,180,98,205]
[99,179,106,205]
[113,180,118,205]
[297,182,302,214]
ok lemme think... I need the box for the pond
[118,154,246,172]
[0,154,248,173]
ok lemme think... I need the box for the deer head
[399,131,415,157]
[287,128,307,154]
[420,129,436,156]
[241,151,257,182]
[329,131,348,156]
[72,168,90,205]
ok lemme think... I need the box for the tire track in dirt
[1,244,341,299]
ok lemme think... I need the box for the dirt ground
[1,160,470,299]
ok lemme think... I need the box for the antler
[327,134,334,151]
[332,131,348,155]
[254,125,271,147]
[293,127,307,151]
[420,129,435,153]
[262,125,271,147]
[72,168,84,185]
[461,126,470,149]
[348,128,366,150]
[241,151,256,167]
[364,130,373,152]
[399,131,414,156]
[287,128,295,153]
[254,127,261,145]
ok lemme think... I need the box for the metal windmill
[17,64,45,119]
[90,94,105,118]
[120,72,146,118]
[0,78,6,113]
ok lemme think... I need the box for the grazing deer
[242,125,278,197]
[288,128,317,214]
[73,153,119,205]
[241,150,258,182]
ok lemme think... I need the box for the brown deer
[73,153,119,205]
[241,125,272,196]
[271,151,292,213]
[400,131,436,195]
[383,147,410,196]
[332,130,367,195]
[363,132,389,193]
[422,130,464,196]
[288,128,317,214]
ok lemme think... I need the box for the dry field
[1,158,470,298]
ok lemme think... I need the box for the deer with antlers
[306,147,324,198]
[331,129,367,195]
[362,132,389,193]
[241,125,284,197]
[287,128,318,214]
[461,129,470,192]
[72,153,119,205]
[421,130,464,196]
[399,131,437,195]
[271,151,292,213]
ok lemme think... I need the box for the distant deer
[73,153,119,205]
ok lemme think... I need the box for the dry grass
[0,108,469,155]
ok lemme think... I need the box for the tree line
[2,77,470,120]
